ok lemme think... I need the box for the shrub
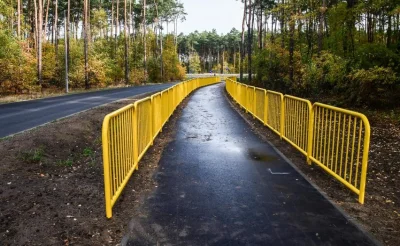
[301,51,347,96]
[347,66,399,106]
[354,44,400,73]
[254,43,302,92]
[148,57,162,82]
[0,31,37,94]
[130,68,148,85]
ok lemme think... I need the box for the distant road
[0,83,175,138]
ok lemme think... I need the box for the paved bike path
[0,83,175,138]
[123,83,377,245]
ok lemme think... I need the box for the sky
[178,0,244,35]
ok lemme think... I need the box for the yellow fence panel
[266,90,284,137]
[283,95,312,157]
[102,77,220,218]
[310,103,370,203]
[254,88,267,124]
[152,93,163,139]
[225,78,371,204]
[247,86,255,115]
[161,90,169,126]
[102,104,136,219]
[135,98,153,161]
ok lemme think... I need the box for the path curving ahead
[0,83,175,138]
[123,83,377,246]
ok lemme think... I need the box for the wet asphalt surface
[0,83,175,138]
[123,83,377,246]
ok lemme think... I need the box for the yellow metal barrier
[266,90,284,137]
[310,103,370,204]
[254,88,267,123]
[225,78,371,204]
[226,76,237,81]
[283,95,313,158]
[102,77,220,218]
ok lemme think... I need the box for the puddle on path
[247,148,278,162]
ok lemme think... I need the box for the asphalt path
[123,83,377,245]
[0,83,175,138]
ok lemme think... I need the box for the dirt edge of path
[223,87,399,246]
[0,92,187,245]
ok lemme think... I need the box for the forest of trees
[178,0,400,107]
[0,0,187,94]
[1,0,400,107]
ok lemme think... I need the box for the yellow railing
[226,76,237,81]
[226,79,371,204]
[102,77,220,218]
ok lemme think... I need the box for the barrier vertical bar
[102,117,112,218]
[133,105,138,171]
[307,107,314,164]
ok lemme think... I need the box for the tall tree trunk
[240,0,247,82]
[54,0,58,61]
[258,3,263,50]
[116,0,119,36]
[45,0,50,39]
[111,0,114,40]
[318,0,326,54]
[233,46,236,72]
[344,0,357,57]
[217,48,220,72]
[143,0,147,82]
[17,0,21,38]
[367,12,373,43]
[271,14,275,43]
[84,0,89,89]
[11,0,14,33]
[124,0,129,84]
[289,10,295,84]
[387,14,392,47]
[160,26,163,80]
[153,0,162,80]
[64,10,69,93]
[67,0,70,73]
[129,0,132,44]
[280,0,285,48]
[221,49,224,74]
[37,0,43,87]
[247,0,254,83]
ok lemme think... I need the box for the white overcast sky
[177,0,244,35]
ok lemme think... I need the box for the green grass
[20,147,45,163]
[0,136,11,142]
[57,159,73,167]
[83,147,94,157]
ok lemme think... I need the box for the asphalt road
[0,83,175,138]
[123,83,377,245]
